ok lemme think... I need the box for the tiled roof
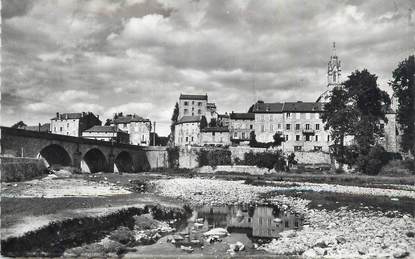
[218,114,230,118]
[51,113,83,120]
[176,116,201,124]
[283,102,324,112]
[112,114,150,124]
[84,125,126,133]
[252,102,284,113]
[252,102,324,113]
[19,123,50,132]
[201,127,229,132]
[180,94,208,100]
[230,112,255,120]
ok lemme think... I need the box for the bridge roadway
[0,127,168,173]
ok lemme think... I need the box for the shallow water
[129,204,304,256]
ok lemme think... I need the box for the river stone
[393,249,409,258]
[203,228,229,237]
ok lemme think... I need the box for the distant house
[174,116,201,146]
[17,123,51,133]
[229,112,255,144]
[50,112,101,137]
[178,94,208,119]
[82,125,129,144]
[111,114,151,146]
[218,113,230,127]
[200,127,231,146]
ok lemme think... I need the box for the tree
[321,87,357,165]
[272,132,285,147]
[249,131,257,147]
[200,116,208,130]
[104,119,112,126]
[323,69,391,174]
[209,118,217,127]
[11,121,27,129]
[170,102,179,132]
[390,55,415,155]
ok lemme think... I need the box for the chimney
[56,112,59,119]
[38,123,41,132]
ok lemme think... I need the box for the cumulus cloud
[2,0,415,136]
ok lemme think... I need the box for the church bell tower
[327,42,341,89]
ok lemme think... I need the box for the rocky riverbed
[153,177,415,258]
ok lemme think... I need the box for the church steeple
[327,42,341,88]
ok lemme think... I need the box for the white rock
[203,228,229,237]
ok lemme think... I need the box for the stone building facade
[82,125,129,144]
[111,114,151,146]
[174,116,201,146]
[252,101,332,152]
[200,127,231,146]
[229,112,255,144]
[50,112,101,137]
[178,94,208,119]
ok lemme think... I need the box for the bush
[356,145,391,175]
[167,147,179,168]
[243,151,286,171]
[196,148,232,168]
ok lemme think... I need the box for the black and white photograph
[1,0,414,258]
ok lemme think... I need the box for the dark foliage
[11,121,27,128]
[243,151,286,171]
[196,148,232,168]
[199,116,208,130]
[167,147,180,168]
[390,55,415,154]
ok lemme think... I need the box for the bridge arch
[38,144,72,168]
[81,148,107,173]
[114,151,134,173]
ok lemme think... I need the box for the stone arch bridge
[0,127,168,173]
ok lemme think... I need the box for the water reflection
[186,204,303,240]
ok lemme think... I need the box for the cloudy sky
[2,0,414,136]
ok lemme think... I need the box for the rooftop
[230,112,255,120]
[252,101,324,113]
[112,114,150,124]
[51,112,99,120]
[83,125,126,133]
[201,127,229,132]
[179,94,208,100]
[176,116,201,124]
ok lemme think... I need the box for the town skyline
[2,0,415,136]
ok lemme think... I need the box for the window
[285,221,289,228]
[60,127,63,132]
[305,135,310,141]
[54,127,56,132]
[192,101,194,105]
[191,137,194,141]
[67,123,69,127]
[315,124,320,130]
[234,132,238,138]
[278,123,281,129]
[261,125,265,132]
[294,146,302,151]
[315,135,319,141]
[242,132,245,139]
[198,109,202,114]
[184,101,188,105]
[192,112,194,116]
[198,102,202,106]
[286,112,291,119]
[250,125,253,129]
[186,137,188,142]
[327,135,330,142]
[306,124,310,130]
[286,124,291,130]
[192,107,194,111]
[295,124,300,130]
[285,135,289,141]
[67,132,69,135]
[296,135,300,141]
